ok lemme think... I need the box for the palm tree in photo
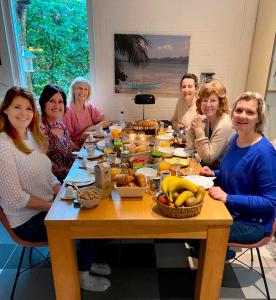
[114,34,151,87]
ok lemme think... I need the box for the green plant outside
[24,0,89,96]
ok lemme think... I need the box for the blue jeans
[229,221,266,244]
[13,212,104,271]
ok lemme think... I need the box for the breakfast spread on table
[64,121,206,216]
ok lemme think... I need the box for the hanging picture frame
[114,34,191,96]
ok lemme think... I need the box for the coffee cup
[160,170,171,184]
[82,158,89,167]
[96,125,104,136]
[86,134,95,142]
[86,145,96,156]
[107,151,117,164]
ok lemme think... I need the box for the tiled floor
[0,224,275,300]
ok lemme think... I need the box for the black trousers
[13,212,104,271]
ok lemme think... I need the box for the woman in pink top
[63,77,109,148]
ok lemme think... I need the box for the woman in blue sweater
[200,92,276,245]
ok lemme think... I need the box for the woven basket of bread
[156,198,203,218]
[132,120,159,135]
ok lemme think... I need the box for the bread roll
[127,182,138,187]
[135,119,158,128]
[134,173,147,187]
[135,145,148,153]
[114,174,135,186]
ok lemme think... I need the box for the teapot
[173,128,186,147]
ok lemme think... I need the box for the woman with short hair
[62,77,109,148]
[171,73,199,130]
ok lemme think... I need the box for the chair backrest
[228,218,276,249]
[0,207,47,247]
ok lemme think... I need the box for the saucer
[61,191,76,200]
[93,134,105,138]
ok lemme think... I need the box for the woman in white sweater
[0,87,110,292]
[188,80,234,168]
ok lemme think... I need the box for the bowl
[156,135,172,146]
[156,197,203,218]
[76,186,103,208]
[174,148,195,158]
[158,147,175,158]
[136,167,158,182]
[114,184,148,197]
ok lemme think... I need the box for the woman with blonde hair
[200,92,276,257]
[0,87,111,292]
[188,80,234,168]
[63,77,109,148]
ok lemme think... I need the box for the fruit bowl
[155,197,203,218]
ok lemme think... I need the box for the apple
[158,194,170,205]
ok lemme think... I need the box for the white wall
[0,0,258,117]
[90,0,258,122]
[247,0,276,140]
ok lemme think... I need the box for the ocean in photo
[116,62,188,95]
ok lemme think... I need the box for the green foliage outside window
[24,0,89,95]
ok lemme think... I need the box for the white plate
[136,167,157,181]
[85,138,98,143]
[65,180,94,187]
[91,130,107,138]
[174,148,195,157]
[61,192,76,200]
[64,170,95,186]
[73,149,104,159]
[84,160,98,173]
[183,175,215,189]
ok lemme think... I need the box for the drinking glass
[186,152,201,175]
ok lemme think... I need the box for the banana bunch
[160,176,205,208]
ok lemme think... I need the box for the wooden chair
[0,208,48,300]
[228,219,276,300]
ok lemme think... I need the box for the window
[11,0,90,96]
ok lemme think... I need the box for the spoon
[72,184,81,194]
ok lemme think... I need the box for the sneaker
[90,263,111,276]
[225,249,236,261]
[79,272,111,292]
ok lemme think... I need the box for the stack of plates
[64,170,95,187]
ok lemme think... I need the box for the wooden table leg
[194,226,230,300]
[46,226,81,300]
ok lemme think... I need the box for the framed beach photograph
[114,34,191,96]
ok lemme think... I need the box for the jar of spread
[113,141,123,155]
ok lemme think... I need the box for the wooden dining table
[45,161,232,300]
